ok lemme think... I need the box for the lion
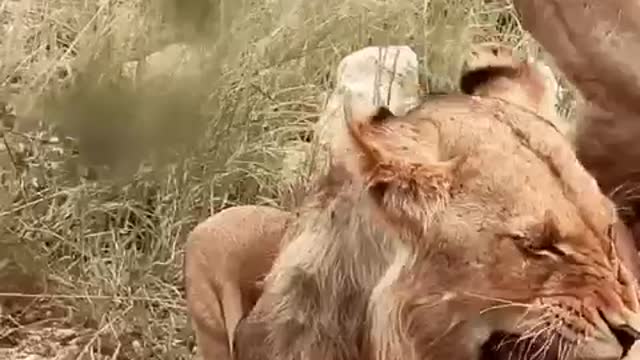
[183,205,293,360]
[185,41,640,359]
[233,92,640,360]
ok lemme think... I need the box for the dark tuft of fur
[370,106,396,124]
[460,66,519,95]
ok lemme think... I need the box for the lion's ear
[459,44,560,121]
[369,106,396,124]
[346,106,462,237]
[460,44,520,95]
[460,65,519,95]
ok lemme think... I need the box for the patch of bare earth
[0,298,150,360]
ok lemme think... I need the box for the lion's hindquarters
[184,235,231,360]
[184,205,291,360]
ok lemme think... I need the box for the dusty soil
[0,297,156,360]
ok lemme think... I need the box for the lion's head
[235,91,640,360]
[346,96,640,360]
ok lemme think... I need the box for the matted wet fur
[234,95,640,360]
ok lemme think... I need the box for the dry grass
[0,0,574,358]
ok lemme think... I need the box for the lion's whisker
[535,327,560,360]
[558,337,575,360]
[514,312,554,335]
[479,302,532,316]
[515,316,560,359]
[461,291,530,306]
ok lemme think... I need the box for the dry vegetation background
[0,0,577,359]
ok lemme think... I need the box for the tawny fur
[459,39,640,282]
[512,0,640,251]
[234,96,640,360]
[183,205,292,360]
[459,43,559,123]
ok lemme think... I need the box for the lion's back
[185,205,292,279]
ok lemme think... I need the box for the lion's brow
[488,100,605,242]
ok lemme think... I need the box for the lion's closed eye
[506,231,567,259]
[606,223,616,240]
